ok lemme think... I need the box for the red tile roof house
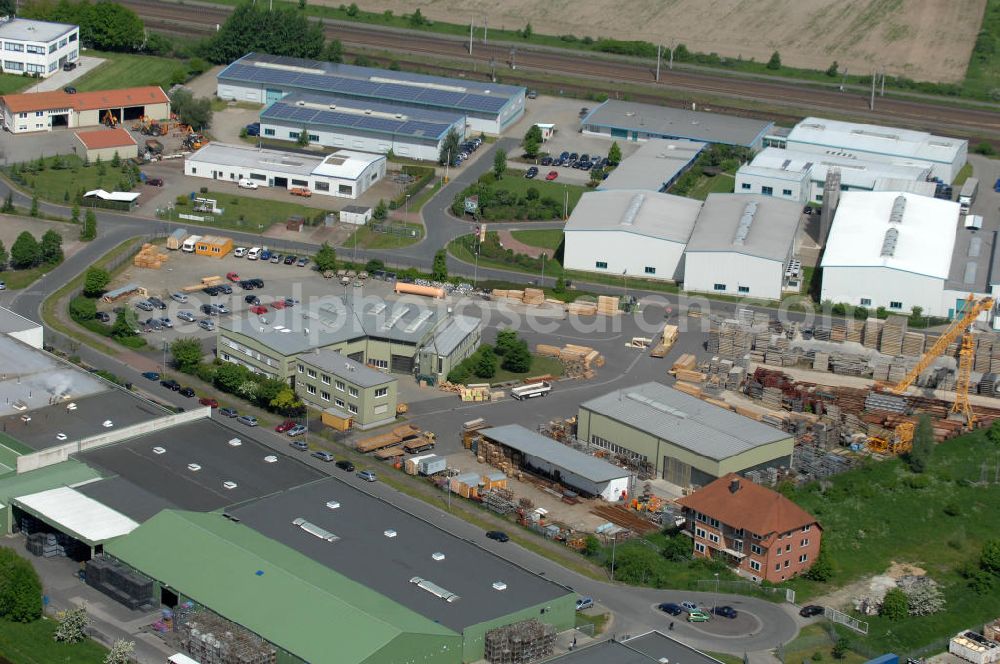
[676,473,822,583]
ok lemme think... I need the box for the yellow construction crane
[887,294,995,427]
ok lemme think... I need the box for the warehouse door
[391,354,413,373]
[663,456,691,487]
[265,88,284,104]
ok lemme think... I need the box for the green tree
[589,166,604,186]
[54,606,90,643]
[805,547,834,582]
[365,258,385,273]
[607,141,622,165]
[906,414,934,473]
[255,377,287,409]
[974,142,997,156]
[766,51,781,70]
[270,387,303,415]
[171,338,203,373]
[521,22,533,39]
[29,195,38,217]
[69,296,97,321]
[323,38,343,62]
[474,346,497,379]
[982,539,1000,575]
[81,209,97,241]
[501,340,532,373]
[204,2,324,63]
[522,124,543,158]
[879,588,909,620]
[40,229,63,264]
[170,88,213,130]
[661,533,692,561]
[86,1,145,51]
[493,147,507,181]
[346,2,359,16]
[409,8,427,26]
[111,310,137,339]
[104,638,135,664]
[0,548,42,622]
[214,362,250,393]
[1,191,13,213]
[432,249,448,281]
[583,535,601,556]
[296,126,309,146]
[83,267,111,297]
[9,231,40,269]
[988,420,1000,446]
[373,199,388,221]
[314,242,337,271]
[0,240,7,270]
[552,275,566,294]
[494,329,519,356]
[826,61,839,77]
[110,151,121,168]
[439,128,461,166]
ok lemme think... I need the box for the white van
[181,235,202,253]
[246,247,261,260]
[238,179,259,190]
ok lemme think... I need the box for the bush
[879,587,909,620]
[973,142,997,156]
[69,296,97,321]
[0,548,42,622]
[118,336,147,349]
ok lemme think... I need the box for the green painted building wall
[294,358,398,429]
[460,594,576,663]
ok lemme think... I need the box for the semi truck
[959,177,979,214]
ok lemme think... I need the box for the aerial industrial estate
[0,4,996,664]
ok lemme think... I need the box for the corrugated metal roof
[580,382,789,460]
[424,315,481,357]
[482,424,629,483]
[685,193,801,261]
[787,117,965,165]
[564,189,702,243]
[599,139,705,192]
[14,486,138,545]
[583,100,772,147]
[106,511,459,664]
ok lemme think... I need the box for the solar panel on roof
[462,95,506,112]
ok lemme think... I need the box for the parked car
[95,311,110,322]
[540,156,553,166]
[135,300,154,312]
[357,470,377,482]
[245,122,260,137]
[199,397,219,408]
[287,424,307,437]
[227,272,240,282]
[289,440,309,451]
[658,602,683,616]
[170,292,188,303]
[159,317,173,328]
[290,187,312,197]
[251,278,264,288]
[62,61,76,71]
[485,530,509,542]
[527,89,538,99]
[283,255,296,265]
[244,294,261,305]
[148,296,167,310]
[687,611,711,623]
[200,304,217,315]
[994,177,1000,193]
[275,420,296,433]
[216,303,230,314]
[297,257,309,267]
[144,318,162,331]
[799,605,824,618]
[233,247,247,258]
[63,85,76,94]
[250,305,268,315]
[270,300,286,310]
[260,249,271,261]
[312,451,334,462]
[146,177,164,187]
[545,171,558,181]
[177,311,196,322]
[238,179,259,190]
[219,407,238,418]
[240,280,255,290]
[712,606,738,619]
[575,597,594,611]
[270,254,281,264]
[160,379,180,391]
[237,415,258,427]
[525,166,539,179]
[179,387,196,398]
[335,460,355,472]
[142,371,160,381]
[680,601,699,612]
[198,319,215,332]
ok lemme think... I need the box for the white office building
[683,194,802,301]
[821,192,963,317]
[0,18,78,77]
[735,147,934,205]
[563,190,702,281]
[184,143,386,199]
[775,117,966,184]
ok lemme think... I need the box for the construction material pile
[178,607,276,664]
[484,620,555,664]
[535,343,604,379]
[84,556,154,611]
[133,243,169,269]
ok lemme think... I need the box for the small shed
[166,228,188,250]
[75,127,138,162]
[321,407,352,432]
[340,205,372,226]
[286,215,305,232]
[194,235,233,258]
[101,283,147,303]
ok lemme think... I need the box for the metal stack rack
[84,556,155,611]
[481,488,517,515]
[484,619,556,664]
[178,608,276,664]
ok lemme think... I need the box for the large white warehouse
[821,192,964,317]
[735,147,934,205]
[776,117,966,184]
[184,143,385,199]
[683,194,802,301]
[259,93,466,162]
[562,190,703,281]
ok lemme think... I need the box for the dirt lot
[0,216,83,260]
[322,0,984,83]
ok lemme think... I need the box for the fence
[822,606,868,635]
[695,578,793,603]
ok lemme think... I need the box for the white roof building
[821,191,963,317]
[562,190,703,281]
[14,486,139,546]
[599,139,706,192]
[783,117,967,184]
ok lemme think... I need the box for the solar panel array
[225,63,512,114]
[262,101,454,140]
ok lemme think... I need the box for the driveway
[25,55,105,92]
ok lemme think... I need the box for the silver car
[198,319,215,331]
[170,292,188,303]
[177,311,196,322]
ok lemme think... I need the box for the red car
[227,272,240,282]
[198,397,219,408]
[250,305,268,315]
[271,300,286,310]
[275,420,296,433]
[545,171,558,181]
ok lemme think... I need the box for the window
[35,111,43,117]
[786,544,791,552]
[321,391,330,401]
[695,527,706,538]
[338,184,352,195]
[714,283,727,291]
[4,43,23,52]
[321,374,330,384]
[314,181,329,192]
[375,387,388,398]
[708,533,720,544]
[801,538,810,547]
[889,301,903,310]
[775,563,780,571]
[784,559,790,568]
[306,384,316,395]
[289,131,299,139]
[26,63,44,74]
[595,261,608,269]
[694,542,706,554]
[69,33,77,42]
[263,128,275,136]
[782,189,792,197]
[751,544,763,555]
[776,547,782,556]
[335,398,345,408]
[291,179,308,186]
[803,525,811,532]
[644,266,656,275]
[741,182,751,190]
[761,186,773,196]
[347,403,358,414]
[307,369,317,378]
[816,193,824,201]
[48,43,57,53]
[860,298,872,306]
[47,61,57,72]
[4,60,22,71]
[749,560,761,571]
[336,380,345,391]
[297,364,304,374]
[308,134,319,142]
[26,45,44,54]
[799,554,808,563]
[738,286,750,294]
[371,359,388,369]
[348,386,358,398]
[59,38,67,48]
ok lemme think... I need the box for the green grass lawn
[0,617,107,664]
[963,0,1000,99]
[492,353,564,383]
[1,263,61,290]
[782,625,867,664]
[784,429,1000,655]
[171,191,330,234]
[510,228,564,251]
[72,51,187,92]
[342,222,424,250]
[8,154,134,204]
[574,611,610,635]
[686,172,735,200]
[953,162,974,187]
[499,172,586,215]
[0,73,32,95]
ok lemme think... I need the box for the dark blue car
[658,602,683,616]
[245,122,260,137]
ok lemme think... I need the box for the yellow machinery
[867,421,914,455]
[886,294,995,428]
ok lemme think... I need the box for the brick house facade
[676,474,822,583]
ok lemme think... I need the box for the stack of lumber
[675,369,707,383]
[522,288,544,305]
[596,295,620,316]
[974,335,994,373]
[878,316,907,356]
[565,300,598,316]
[813,352,830,372]
[902,332,926,358]
[670,354,697,374]
[863,317,882,349]
[535,344,562,358]
[650,324,678,358]
[845,320,864,344]
[460,384,492,402]
[133,243,168,269]
[559,344,603,379]
[672,381,702,397]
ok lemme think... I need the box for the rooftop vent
[369,302,387,315]
[228,438,242,447]
[384,529,397,538]
[66,402,77,411]
[889,195,906,224]
[404,310,434,333]
[383,306,410,330]
[620,193,645,227]
[410,577,460,602]
[729,479,741,493]
[223,481,238,490]
[964,261,978,285]
[880,227,899,258]
[102,420,113,428]
[328,104,336,110]
[733,201,758,246]
[626,392,687,418]
[56,433,67,441]
[187,464,201,472]
[492,581,507,591]
[326,500,340,510]
[432,552,446,561]
[292,517,339,542]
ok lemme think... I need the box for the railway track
[124,0,1000,141]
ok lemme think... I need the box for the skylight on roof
[409,576,460,602]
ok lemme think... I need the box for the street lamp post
[714,572,719,613]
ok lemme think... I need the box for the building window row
[589,435,647,462]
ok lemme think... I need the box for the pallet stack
[565,300,598,316]
[845,319,864,344]
[670,354,697,374]
[133,243,168,269]
[902,332,926,357]
[863,317,883,349]
[596,295,620,316]
[878,316,907,356]
[484,620,556,664]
